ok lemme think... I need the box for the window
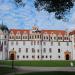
[26,56,28,58]
[66,37,68,40]
[35,35,36,39]
[4,41,6,45]
[37,41,39,45]
[44,36,45,39]
[58,49,60,53]
[40,35,41,39]
[16,41,18,45]
[23,36,25,39]
[5,35,6,38]
[11,41,14,45]
[58,56,60,59]
[10,36,11,39]
[43,48,46,53]
[51,41,53,46]
[58,42,60,46]
[58,37,62,40]
[50,37,52,39]
[46,56,48,58]
[23,36,27,39]
[31,41,33,45]
[23,41,25,45]
[32,35,34,39]
[18,36,20,39]
[34,41,36,45]
[17,55,19,59]
[60,37,62,40]
[64,37,68,40]
[32,55,35,58]
[16,36,18,39]
[50,55,52,58]
[42,55,44,58]
[23,55,25,58]
[37,35,39,39]
[37,56,39,59]
[19,48,21,53]
[30,36,31,39]
[37,49,39,53]
[32,48,35,53]
[54,37,56,40]
[26,48,28,53]
[67,42,69,46]
[46,36,48,39]
[49,48,52,53]
[11,36,14,39]
[43,41,46,45]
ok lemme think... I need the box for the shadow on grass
[0,66,15,75]
[15,71,75,75]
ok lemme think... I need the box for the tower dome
[0,24,9,31]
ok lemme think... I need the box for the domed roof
[0,24,9,31]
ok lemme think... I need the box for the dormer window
[10,36,14,39]
[44,36,45,39]
[25,36,27,39]
[35,35,36,39]
[51,37,52,39]
[16,36,21,39]
[37,35,39,39]
[46,36,48,39]
[54,37,56,40]
[10,36,11,39]
[23,36,25,39]
[58,37,62,40]
[30,36,31,39]
[64,37,68,40]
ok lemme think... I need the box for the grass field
[15,71,75,75]
[0,66,14,75]
[0,60,75,67]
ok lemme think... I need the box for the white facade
[0,29,9,60]
[0,26,75,60]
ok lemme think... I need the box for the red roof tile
[10,29,66,36]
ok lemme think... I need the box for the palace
[0,25,75,60]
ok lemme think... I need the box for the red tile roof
[69,30,75,35]
[10,29,66,36]
[42,30,66,36]
[10,29,30,35]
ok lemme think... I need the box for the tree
[14,0,25,7]
[34,0,74,20]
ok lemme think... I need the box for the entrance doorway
[66,54,69,60]
[10,53,15,60]
[64,51,71,60]
[9,50,16,60]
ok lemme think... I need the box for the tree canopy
[14,0,74,20]
[34,0,74,19]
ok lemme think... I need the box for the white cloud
[0,0,75,30]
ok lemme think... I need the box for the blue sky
[0,0,75,30]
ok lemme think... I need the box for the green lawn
[0,60,75,67]
[0,66,14,75]
[15,71,75,75]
